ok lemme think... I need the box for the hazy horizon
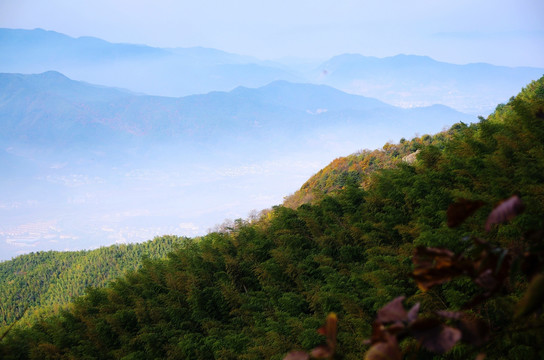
[1,0,543,68]
[1,1,543,261]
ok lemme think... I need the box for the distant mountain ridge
[1,77,544,359]
[1,28,542,114]
[313,53,543,113]
[1,27,541,262]
[0,28,168,65]
[0,28,303,97]
[230,80,390,111]
[0,71,135,101]
[0,71,474,147]
[0,70,475,261]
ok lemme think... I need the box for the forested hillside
[0,236,187,330]
[1,77,543,359]
[283,125,464,208]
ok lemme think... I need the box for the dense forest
[0,236,187,330]
[283,126,459,209]
[1,77,543,359]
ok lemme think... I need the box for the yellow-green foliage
[1,77,544,360]
[0,236,187,331]
[284,129,460,209]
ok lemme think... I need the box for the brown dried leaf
[283,351,309,360]
[409,317,441,335]
[317,326,326,335]
[386,322,406,335]
[447,199,485,227]
[423,326,462,353]
[409,318,461,353]
[364,333,402,360]
[324,312,337,349]
[413,247,456,266]
[366,321,388,345]
[412,247,470,291]
[470,247,511,299]
[377,296,407,324]
[473,269,498,290]
[457,316,490,347]
[310,313,337,358]
[310,345,333,359]
[436,310,462,320]
[407,302,420,323]
[485,195,525,231]
[438,310,489,346]
[408,317,442,343]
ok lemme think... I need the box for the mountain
[1,77,543,360]
[0,28,168,65]
[1,28,542,115]
[0,235,187,329]
[0,28,303,97]
[0,71,475,262]
[312,53,544,114]
[0,71,476,158]
[283,128,459,209]
[0,71,473,147]
[229,80,388,112]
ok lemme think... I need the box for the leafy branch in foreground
[285,195,544,359]
[366,195,543,358]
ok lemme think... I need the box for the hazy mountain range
[1,28,542,114]
[0,70,473,261]
[2,76,543,358]
[0,28,302,100]
[0,71,471,145]
[0,28,542,261]
[312,53,544,113]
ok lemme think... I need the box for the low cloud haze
[0,1,542,260]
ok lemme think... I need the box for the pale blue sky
[1,0,543,67]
